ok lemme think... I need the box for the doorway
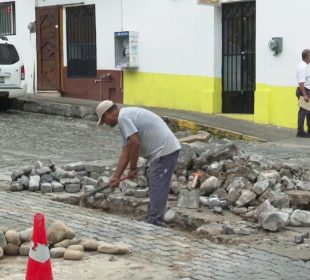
[222,1,256,113]
[36,6,61,91]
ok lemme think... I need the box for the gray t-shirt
[118,107,181,162]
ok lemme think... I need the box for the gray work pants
[147,150,179,226]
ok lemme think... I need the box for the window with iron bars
[0,2,15,35]
[66,5,96,78]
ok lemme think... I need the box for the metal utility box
[114,31,139,69]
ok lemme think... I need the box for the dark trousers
[146,150,179,226]
[296,87,310,132]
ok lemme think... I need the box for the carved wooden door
[36,6,60,90]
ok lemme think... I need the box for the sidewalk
[17,93,305,145]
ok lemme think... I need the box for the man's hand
[304,95,310,103]
[110,176,121,188]
[127,169,137,179]
[109,175,129,188]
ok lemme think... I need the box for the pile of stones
[0,221,130,260]
[9,159,149,199]
[8,136,310,232]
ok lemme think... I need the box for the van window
[0,44,19,64]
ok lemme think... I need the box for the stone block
[177,189,200,209]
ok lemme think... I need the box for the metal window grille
[66,5,96,78]
[0,2,15,35]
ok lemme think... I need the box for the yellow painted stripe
[123,71,222,113]
[255,83,297,129]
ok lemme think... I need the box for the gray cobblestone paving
[1,111,310,279]
[0,191,309,280]
[2,110,310,177]
[0,110,122,175]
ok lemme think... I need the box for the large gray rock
[120,180,138,193]
[64,162,86,171]
[60,177,80,186]
[5,230,21,246]
[177,189,200,209]
[286,190,310,210]
[52,181,64,192]
[20,175,29,189]
[11,166,32,181]
[200,176,220,196]
[47,221,75,245]
[227,188,241,206]
[175,143,196,173]
[4,243,19,256]
[10,181,23,191]
[50,247,66,258]
[194,143,239,168]
[83,176,97,187]
[269,191,290,209]
[164,209,177,223]
[64,249,84,260]
[29,175,40,191]
[252,180,269,195]
[290,210,310,226]
[36,166,52,176]
[67,244,84,252]
[257,170,280,186]
[97,242,130,254]
[65,183,81,193]
[80,239,98,251]
[19,228,33,242]
[0,231,7,249]
[225,176,252,193]
[54,239,71,248]
[41,183,53,193]
[236,190,256,207]
[259,211,289,232]
[19,242,31,256]
[253,199,275,220]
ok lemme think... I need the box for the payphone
[114,31,139,69]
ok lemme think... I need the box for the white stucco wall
[256,0,310,87]
[7,0,218,94]
[0,0,36,93]
[122,0,216,76]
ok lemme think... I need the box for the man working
[296,49,310,138]
[96,100,181,226]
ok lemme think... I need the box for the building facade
[0,0,307,129]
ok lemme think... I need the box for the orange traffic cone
[25,213,53,280]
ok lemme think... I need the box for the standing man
[296,49,310,137]
[96,100,181,226]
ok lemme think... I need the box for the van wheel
[0,97,13,111]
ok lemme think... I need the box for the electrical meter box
[114,31,139,69]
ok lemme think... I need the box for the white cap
[96,100,114,125]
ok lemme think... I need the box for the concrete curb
[163,116,266,142]
[13,99,263,142]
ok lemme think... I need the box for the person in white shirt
[96,100,181,226]
[296,49,310,137]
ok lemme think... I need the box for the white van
[0,36,27,110]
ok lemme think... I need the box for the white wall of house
[122,0,216,76]
[256,0,309,87]
[0,0,36,93]
[5,0,218,94]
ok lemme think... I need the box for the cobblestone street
[1,110,310,279]
[0,110,122,175]
[0,191,309,280]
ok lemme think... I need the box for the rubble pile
[0,221,130,260]
[8,137,310,233]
